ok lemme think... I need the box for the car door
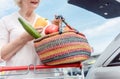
[94,48,120,79]
[86,33,120,79]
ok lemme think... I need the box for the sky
[0,0,120,55]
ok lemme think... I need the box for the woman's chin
[29,6,38,10]
[30,4,39,9]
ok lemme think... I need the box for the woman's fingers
[35,27,43,33]
[52,15,62,26]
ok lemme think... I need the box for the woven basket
[34,29,91,65]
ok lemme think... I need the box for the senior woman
[0,0,60,79]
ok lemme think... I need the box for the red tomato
[45,24,59,34]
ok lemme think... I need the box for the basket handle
[55,15,79,34]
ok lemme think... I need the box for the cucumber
[18,17,41,39]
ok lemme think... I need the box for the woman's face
[20,0,40,10]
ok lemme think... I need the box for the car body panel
[86,33,120,79]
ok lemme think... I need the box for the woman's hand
[52,15,62,26]
[21,28,43,42]
[35,27,43,33]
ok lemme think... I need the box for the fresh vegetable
[45,24,59,34]
[18,17,41,39]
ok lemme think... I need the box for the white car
[86,33,120,79]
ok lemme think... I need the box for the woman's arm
[0,18,43,61]
[1,32,34,61]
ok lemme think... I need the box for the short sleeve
[0,19,9,60]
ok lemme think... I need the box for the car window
[108,53,120,66]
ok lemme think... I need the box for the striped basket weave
[34,30,91,65]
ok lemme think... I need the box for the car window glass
[108,53,120,66]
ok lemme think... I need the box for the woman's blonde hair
[14,0,22,7]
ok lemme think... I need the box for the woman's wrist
[19,32,34,44]
[18,35,29,45]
